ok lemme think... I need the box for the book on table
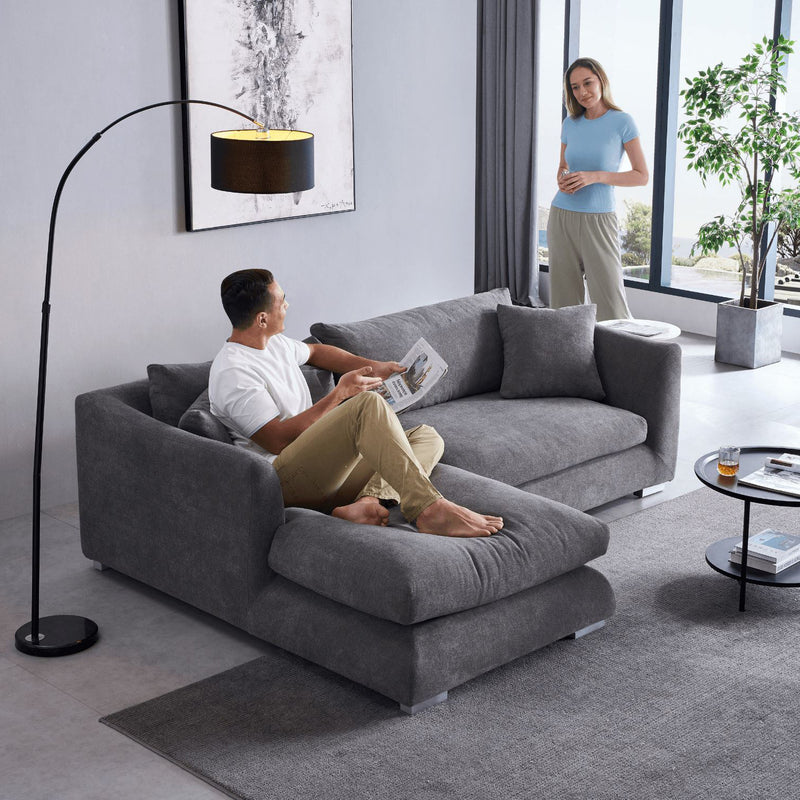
[738,454,800,498]
[728,528,800,574]
[763,453,800,474]
[728,550,800,574]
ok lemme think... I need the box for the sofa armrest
[76,382,285,627]
[593,326,681,476]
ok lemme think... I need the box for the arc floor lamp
[14,99,314,657]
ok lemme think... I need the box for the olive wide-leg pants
[547,205,632,322]
[273,391,444,522]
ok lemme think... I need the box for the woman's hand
[556,138,648,195]
[558,170,599,194]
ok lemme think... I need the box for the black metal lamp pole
[14,99,312,656]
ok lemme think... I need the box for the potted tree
[679,35,800,368]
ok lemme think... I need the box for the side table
[597,318,681,340]
[694,447,800,611]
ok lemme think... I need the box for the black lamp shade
[211,129,314,194]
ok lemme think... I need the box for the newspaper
[739,456,800,498]
[373,338,447,413]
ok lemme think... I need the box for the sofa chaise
[76,289,681,713]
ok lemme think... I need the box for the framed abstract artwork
[178,0,354,231]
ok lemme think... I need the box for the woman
[547,58,649,321]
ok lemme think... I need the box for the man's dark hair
[220,269,275,329]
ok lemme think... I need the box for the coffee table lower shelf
[706,536,800,589]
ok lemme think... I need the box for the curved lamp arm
[21,99,263,655]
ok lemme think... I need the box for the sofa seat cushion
[268,466,609,626]
[400,393,647,487]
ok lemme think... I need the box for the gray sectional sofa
[76,289,681,713]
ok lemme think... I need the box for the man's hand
[251,366,384,455]
[370,361,406,380]
[335,366,384,401]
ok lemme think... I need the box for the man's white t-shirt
[208,335,312,463]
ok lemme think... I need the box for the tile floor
[2,332,799,799]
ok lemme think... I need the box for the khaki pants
[273,391,443,521]
[547,205,631,322]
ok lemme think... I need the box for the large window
[777,5,800,307]
[670,0,774,298]
[580,0,659,284]
[539,0,799,316]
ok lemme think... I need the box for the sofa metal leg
[92,561,108,572]
[566,620,606,639]
[634,483,666,498]
[399,691,448,715]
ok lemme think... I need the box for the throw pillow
[147,361,213,426]
[178,389,233,444]
[497,304,605,400]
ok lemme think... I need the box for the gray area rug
[101,488,800,800]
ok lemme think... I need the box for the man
[209,269,503,538]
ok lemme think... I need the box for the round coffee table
[694,447,800,611]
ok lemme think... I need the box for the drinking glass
[718,446,740,476]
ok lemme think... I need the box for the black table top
[694,446,800,507]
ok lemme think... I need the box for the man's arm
[307,343,404,380]
[250,342,407,456]
[249,365,382,456]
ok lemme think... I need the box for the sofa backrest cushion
[148,358,332,432]
[147,361,213,426]
[309,288,512,409]
[497,303,605,401]
[178,389,234,444]
[301,363,336,403]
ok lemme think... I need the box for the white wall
[0,1,478,521]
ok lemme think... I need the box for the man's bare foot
[332,496,390,527]
[416,498,503,538]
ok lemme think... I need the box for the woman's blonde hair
[563,57,622,118]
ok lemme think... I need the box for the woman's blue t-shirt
[552,109,639,214]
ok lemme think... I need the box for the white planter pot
[714,299,783,369]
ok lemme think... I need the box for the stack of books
[729,528,800,574]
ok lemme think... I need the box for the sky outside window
[789,9,800,114]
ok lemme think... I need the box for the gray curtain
[475,0,541,306]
